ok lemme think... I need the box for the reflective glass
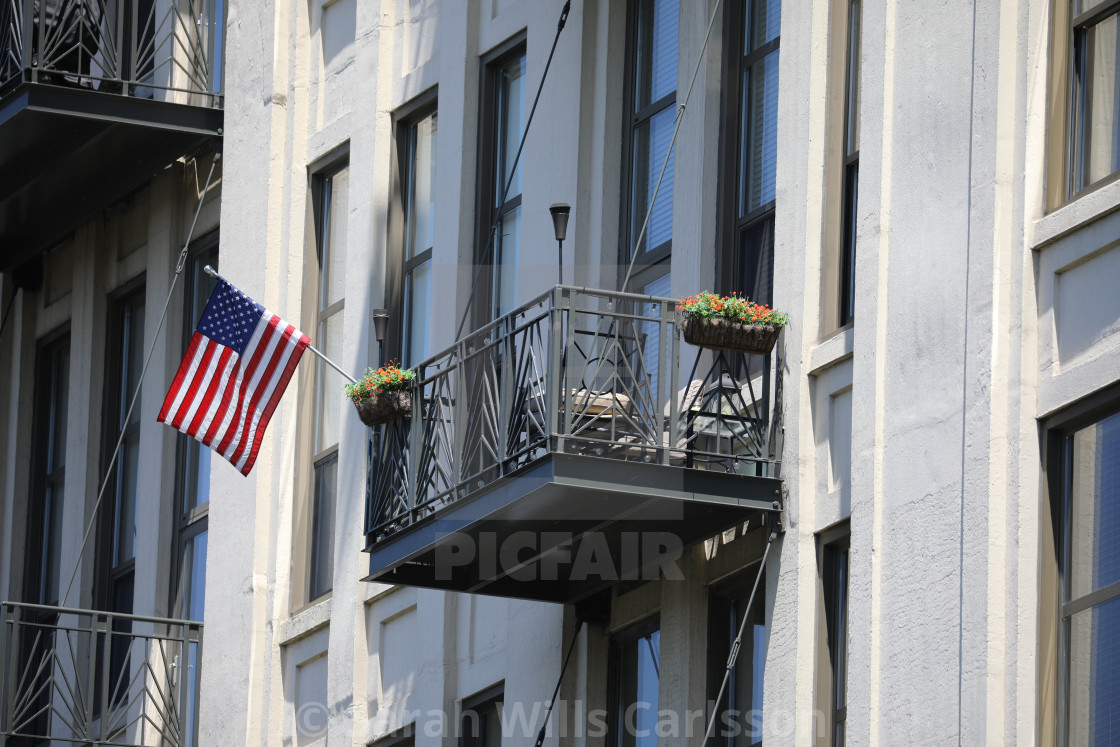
[1068,595,1120,746]
[315,312,344,454]
[499,56,525,200]
[1078,12,1120,188]
[748,0,781,50]
[405,259,432,366]
[617,629,660,747]
[740,51,780,216]
[495,206,521,317]
[323,166,349,308]
[1070,410,1120,599]
[846,0,861,156]
[631,108,675,255]
[187,531,207,621]
[635,0,679,110]
[407,112,437,259]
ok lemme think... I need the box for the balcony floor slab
[363,453,781,604]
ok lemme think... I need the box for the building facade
[2,0,1120,745]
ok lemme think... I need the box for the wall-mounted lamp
[550,203,571,286]
[373,308,389,365]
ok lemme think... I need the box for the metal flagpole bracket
[201,265,358,384]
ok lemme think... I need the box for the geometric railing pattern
[366,285,784,545]
[0,602,203,747]
[0,0,223,107]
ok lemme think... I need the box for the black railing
[0,602,203,747]
[365,286,783,544]
[0,0,223,106]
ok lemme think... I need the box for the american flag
[158,276,310,476]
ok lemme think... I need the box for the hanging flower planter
[679,292,789,355]
[345,364,417,427]
[354,390,412,427]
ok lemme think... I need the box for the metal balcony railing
[0,602,203,747]
[366,285,784,544]
[0,0,223,106]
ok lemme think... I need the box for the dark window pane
[309,453,337,599]
[739,215,774,307]
[631,107,676,255]
[840,163,859,326]
[30,337,69,606]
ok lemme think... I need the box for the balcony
[0,602,203,746]
[364,286,784,604]
[0,0,224,273]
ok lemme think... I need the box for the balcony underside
[0,82,222,272]
[363,452,781,604]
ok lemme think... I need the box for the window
[308,160,349,602]
[1050,0,1120,207]
[1071,0,1120,196]
[621,0,678,293]
[459,684,504,747]
[172,242,216,747]
[397,105,437,366]
[610,618,661,747]
[837,0,860,327]
[99,283,146,616]
[708,577,766,747]
[26,329,70,607]
[476,43,525,325]
[173,240,217,620]
[721,0,780,307]
[817,524,850,747]
[1053,407,1120,745]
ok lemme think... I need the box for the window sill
[279,596,332,645]
[809,325,855,376]
[1034,178,1120,251]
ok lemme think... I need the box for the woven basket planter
[353,391,412,427]
[681,316,782,355]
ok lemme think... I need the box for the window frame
[474,36,527,329]
[1040,382,1120,745]
[1048,0,1120,210]
[169,234,218,621]
[388,90,438,368]
[1069,0,1120,198]
[619,0,679,293]
[96,277,147,616]
[607,614,662,747]
[816,521,850,747]
[457,682,505,747]
[25,325,71,607]
[717,0,781,308]
[300,146,350,606]
[707,571,768,747]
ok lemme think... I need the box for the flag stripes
[158,278,310,476]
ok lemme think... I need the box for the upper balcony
[363,286,785,604]
[0,0,224,273]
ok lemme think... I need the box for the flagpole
[202,265,358,383]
